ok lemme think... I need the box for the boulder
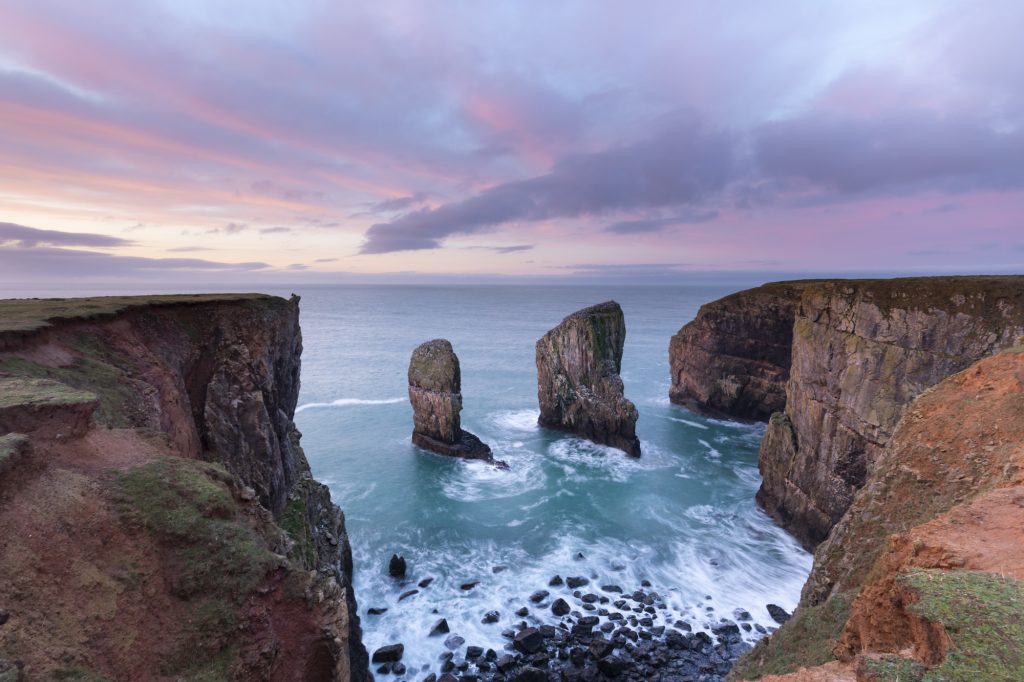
[535,302,640,456]
[408,339,501,463]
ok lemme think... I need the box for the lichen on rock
[408,339,496,463]
[536,301,640,457]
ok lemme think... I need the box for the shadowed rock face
[408,339,494,461]
[536,301,640,457]
[668,282,810,421]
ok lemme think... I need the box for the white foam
[438,448,546,502]
[489,408,541,432]
[698,438,722,459]
[546,438,675,483]
[667,416,710,430]
[296,397,405,413]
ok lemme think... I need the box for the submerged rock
[389,553,407,578]
[535,301,641,457]
[408,339,502,464]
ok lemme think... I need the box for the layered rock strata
[0,294,369,681]
[536,301,641,457]
[732,348,1024,681]
[757,276,1024,548]
[408,338,494,461]
[669,282,811,421]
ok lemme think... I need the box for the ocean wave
[547,438,676,483]
[488,408,541,432]
[438,448,546,502]
[296,397,405,413]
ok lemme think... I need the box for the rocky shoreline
[364,566,790,682]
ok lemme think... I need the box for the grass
[729,591,855,680]
[860,655,927,681]
[0,376,96,410]
[281,494,317,570]
[900,569,1024,682]
[114,457,279,678]
[0,294,277,335]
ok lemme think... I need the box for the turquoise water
[291,285,811,673]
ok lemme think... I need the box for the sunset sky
[0,0,1022,284]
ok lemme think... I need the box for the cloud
[206,222,249,234]
[314,257,338,263]
[165,246,210,252]
[260,226,292,234]
[0,245,269,280]
[754,112,1024,197]
[360,118,737,253]
[0,221,132,248]
[604,210,719,234]
[465,244,534,254]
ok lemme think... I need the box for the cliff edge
[731,347,1024,681]
[0,294,369,681]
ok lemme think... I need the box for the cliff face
[732,348,1024,681]
[669,282,810,421]
[0,295,368,681]
[758,276,1024,548]
[536,301,641,457]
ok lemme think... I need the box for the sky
[0,0,1022,286]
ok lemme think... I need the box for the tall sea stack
[536,301,641,457]
[408,339,494,461]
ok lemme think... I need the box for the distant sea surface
[5,283,811,671]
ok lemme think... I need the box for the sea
[5,282,812,673]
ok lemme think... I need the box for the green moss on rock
[729,591,855,680]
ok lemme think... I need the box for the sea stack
[536,301,641,457]
[408,339,495,461]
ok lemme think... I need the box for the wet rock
[511,666,547,682]
[392,662,406,675]
[548,575,564,586]
[600,584,622,593]
[496,654,518,672]
[466,645,485,660]
[551,598,571,616]
[566,576,589,589]
[460,581,480,590]
[733,608,752,621]
[513,627,543,654]
[438,674,459,682]
[597,655,629,677]
[766,603,791,624]
[515,606,529,617]
[529,590,549,603]
[389,553,407,578]
[535,301,641,456]
[408,339,498,462]
[398,589,418,601]
[429,618,450,636]
[366,607,387,615]
[419,577,434,588]
[444,634,465,650]
[492,565,508,573]
[482,610,500,624]
[371,643,404,663]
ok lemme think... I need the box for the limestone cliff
[0,294,369,681]
[758,276,1024,548]
[536,301,640,457]
[669,282,810,421]
[408,338,494,461]
[731,348,1024,681]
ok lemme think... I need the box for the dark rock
[566,576,589,589]
[423,674,437,682]
[515,607,529,617]
[429,618,450,636]
[581,593,599,603]
[600,584,622,593]
[589,637,614,659]
[460,581,480,590]
[529,590,549,603]
[367,607,387,615]
[492,565,508,573]
[392,662,406,675]
[597,656,629,677]
[496,654,518,672]
[640,580,652,587]
[733,609,752,621]
[419,577,434,588]
[439,674,459,682]
[766,603,791,624]
[371,643,404,663]
[513,627,543,654]
[399,589,419,601]
[444,634,465,650]
[376,663,389,674]
[549,575,564,586]
[482,610,500,624]
[535,302,641,457]
[466,645,485,659]
[409,339,496,462]
[389,553,407,578]
[551,598,571,616]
